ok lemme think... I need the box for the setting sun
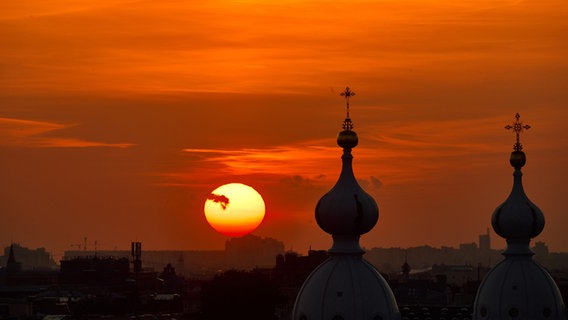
[1,0,567,256]
[204,183,266,237]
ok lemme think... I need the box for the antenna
[131,241,142,273]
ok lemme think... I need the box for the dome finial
[337,87,358,149]
[474,115,564,320]
[505,113,531,169]
[505,112,531,152]
[293,88,400,320]
[340,86,355,131]
[491,113,544,255]
[316,87,377,253]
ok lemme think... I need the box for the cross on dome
[473,114,564,320]
[340,87,355,131]
[505,113,531,151]
[293,86,400,320]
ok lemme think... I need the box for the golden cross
[505,113,531,151]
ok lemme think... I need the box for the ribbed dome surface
[474,257,565,319]
[293,256,400,320]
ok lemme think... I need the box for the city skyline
[1,0,567,259]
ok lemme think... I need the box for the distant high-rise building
[533,241,549,257]
[473,114,566,319]
[478,228,490,252]
[132,241,142,273]
[401,254,411,283]
[176,251,185,275]
[293,87,400,320]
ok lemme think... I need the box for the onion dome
[473,113,566,320]
[474,258,566,319]
[491,113,544,255]
[491,149,544,255]
[293,87,400,320]
[293,256,400,320]
[315,87,379,254]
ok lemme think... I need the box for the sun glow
[204,183,266,237]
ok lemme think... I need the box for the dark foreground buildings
[0,236,567,318]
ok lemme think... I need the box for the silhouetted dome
[314,138,378,243]
[294,256,399,320]
[474,114,566,320]
[315,102,378,250]
[475,257,565,319]
[293,87,400,320]
[491,152,544,243]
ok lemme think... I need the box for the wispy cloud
[183,143,337,178]
[181,115,523,187]
[0,117,135,148]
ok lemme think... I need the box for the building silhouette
[63,234,284,277]
[478,228,490,252]
[5,245,21,273]
[293,87,400,320]
[59,256,130,285]
[0,243,56,271]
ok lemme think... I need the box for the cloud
[207,193,230,210]
[370,176,383,189]
[0,117,135,148]
[358,176,382,191]
[181,115,509,188]
[280,175,325,188]
[183,143,337,179]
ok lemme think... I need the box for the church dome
[293,256,399,320]
[473,113,566,320]
[491,150,544,242]
[315,88,378,245]
[314,142,378,239]
[474,257,565,319]
[293,87,400,320]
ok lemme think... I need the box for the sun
[204,183,266,237]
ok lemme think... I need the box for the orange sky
[1,0,567,259]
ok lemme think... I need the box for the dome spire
[315,87,378,253]
[473,114,565,320]
[491,113,544,256]
[337,87,359,150]
[504,113,531,169]
[293,87,399,320]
